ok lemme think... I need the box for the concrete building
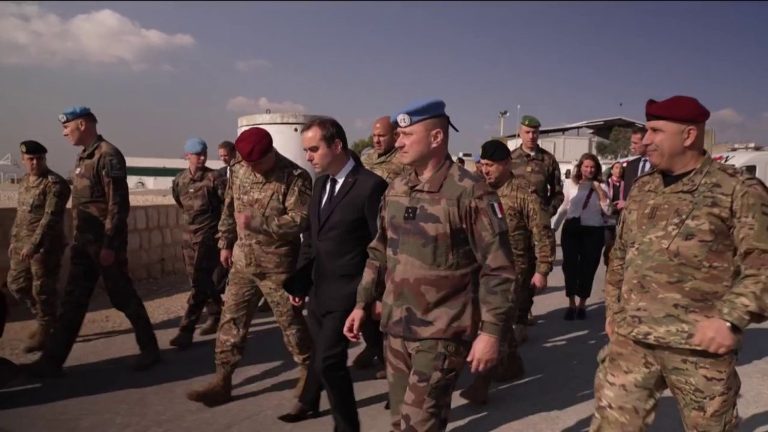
[125,157,224,190]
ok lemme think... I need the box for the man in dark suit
[622,126,650,198]
[278,117,388,432]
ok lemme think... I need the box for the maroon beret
[235,127,273,162]
[645,95,710,124]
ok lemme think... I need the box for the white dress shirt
[553,180,612,230]
[321,157,355,207]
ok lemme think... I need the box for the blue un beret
[391,99,459,132]
[59,106,96,124]
[184,137,208,154]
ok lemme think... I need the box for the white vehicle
[712,144,768,185]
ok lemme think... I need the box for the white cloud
[0,3,195,70]
[710,108,745,125]
[235,58,272,72]
[226,96,306,114]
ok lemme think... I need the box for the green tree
[351,135,373,155]
[596,127,632,159]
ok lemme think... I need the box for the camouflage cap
[520,115,541,128]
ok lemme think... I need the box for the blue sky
[1,1,767,173]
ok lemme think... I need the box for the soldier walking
[186,127,313,407]
[169,138,226,348]
[592,95,768,431]
[24,106,160,377]
[508,115,563,334]
[6,140,70,353]
[344,100,517,432]
[460,139,555,405]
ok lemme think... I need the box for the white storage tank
[237,113,323,181]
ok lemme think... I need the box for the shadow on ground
[0,310,299,410]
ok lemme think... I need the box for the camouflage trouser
[215,268,311,372]
[43,242,159,367]
[515,261,535,325]
[6,246,63,326]
[386,336,469,432]
[590,334,740,432]
[494,305,524,381]
[179,237,222,332]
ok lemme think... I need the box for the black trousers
[298,306,360,432]
[43,243,159,367]
[561,219,605,300]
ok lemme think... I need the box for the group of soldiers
[3,94,767,432]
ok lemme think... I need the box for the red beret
[645,95,710,124]
[235,127,273,162]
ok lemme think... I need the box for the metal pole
[499,116,504,136]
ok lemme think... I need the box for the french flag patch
[489,201,504,219]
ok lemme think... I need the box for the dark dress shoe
[564,307,576,321]
[277,403,320,423]
[576,307,587,320]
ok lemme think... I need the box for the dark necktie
[639,158,649,175]
[321,177,338,218]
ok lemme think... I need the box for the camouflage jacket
[172,166,226,242]
[509,145,564,217]
[71,135,130,250]
[361,148,408,183]
[356,157,517,340]
[495,176,555,277]
[11,170,71,253]
[606,155,768,349]
[218,152,311,273]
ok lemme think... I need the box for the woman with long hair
[553,153,612,320]
[603,161,627,266]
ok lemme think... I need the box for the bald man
[361,116,408,183]
[355,116,408,376]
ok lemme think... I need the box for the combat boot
[23,323,52,354]
[21,356,64,379]
[459,375,492,405]
[513,324,528,345]
[0,357,20,387]
[293,365,308,398]
[197,316,220,336]
[187,369,233,407]
[169,330,194,349]
[132,349,161,371]
[494,352,525,382]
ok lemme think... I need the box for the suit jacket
[296,161,388,313]
[623,157,644,196]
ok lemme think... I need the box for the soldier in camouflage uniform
[6,140,71,353]
[361,116,408,183]
[344,100,517,432]
[25,106,160,377]
[169,138,226,348]
[210,140,237,306]
[509,114,563,330]
[460,139,555,405]
[187,126,313,407]
[354,116,407,376]
[592,95,768,432]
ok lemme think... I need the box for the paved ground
[1,253,767,432]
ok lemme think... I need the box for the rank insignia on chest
[489,201,505,219]
[647,206,657,220]
[403,206,418,221]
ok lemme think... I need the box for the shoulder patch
[104,156,127,178]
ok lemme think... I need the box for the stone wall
[0,205,185,290]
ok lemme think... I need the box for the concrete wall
[1,205,185,291]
